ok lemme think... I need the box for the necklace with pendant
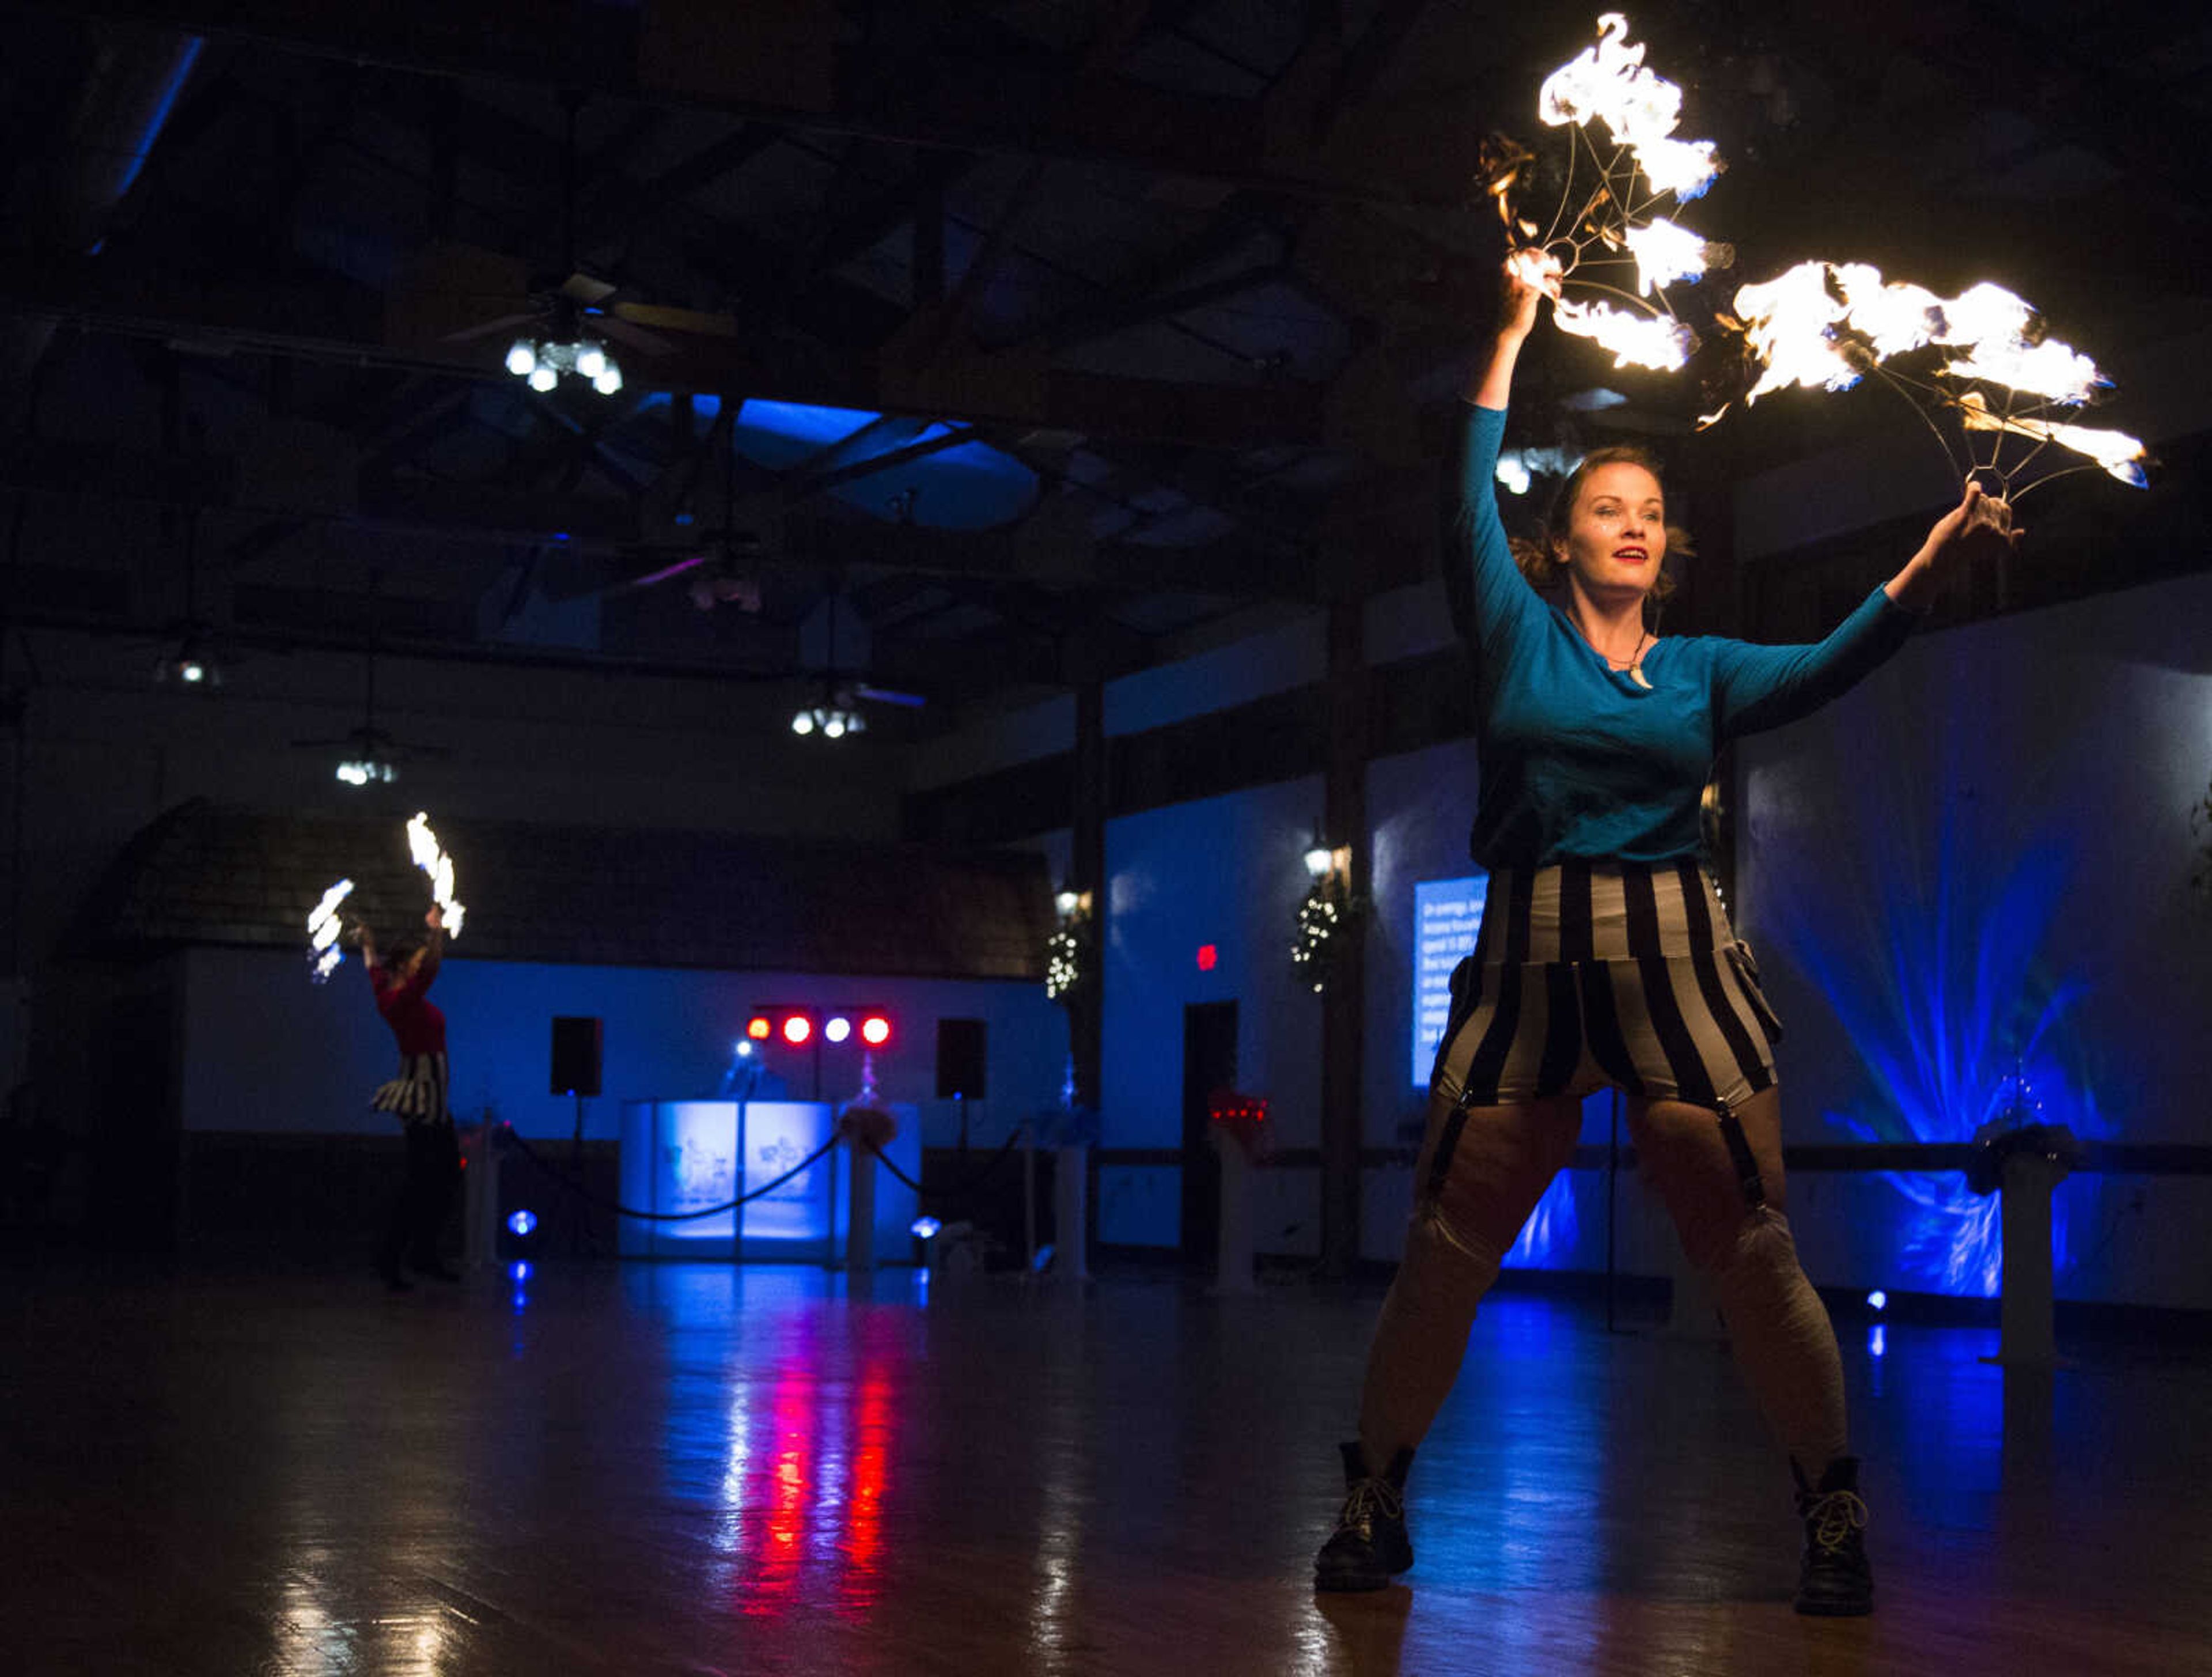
[1605,630,1652,688]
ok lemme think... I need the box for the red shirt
[370,963,446,1056]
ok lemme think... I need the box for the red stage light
[747,1016,772,1041]
[860,1014,892,1047]
[782,1014,813,1046]
[1196,944,1218,971]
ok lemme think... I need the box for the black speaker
[550,1016,603,1097]
[935,1018,988,1100]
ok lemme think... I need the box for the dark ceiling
[2,0,2206,739]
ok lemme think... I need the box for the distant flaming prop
[1483,13,1731,373]
[406,812,467,937]
[307,877,354,984]
[1708,261,2150,495]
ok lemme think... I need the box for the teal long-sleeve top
[1445,401,1919,869]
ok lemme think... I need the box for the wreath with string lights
[1046,919,1093,1005]
[1291,873,1366,994]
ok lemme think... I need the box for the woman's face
[1555,461,1666,603]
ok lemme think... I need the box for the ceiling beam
[45,0,1493,207]
[0,426,1324,598]
[1,252,1331,447]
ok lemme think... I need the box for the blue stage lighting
[1867,1289,1888,1312]
[910,1216,941,1240]
[1869,1324,1887,1358]
[509,1260,533,1284]
[825,1016,853,1044]
[507,1209,538,1237]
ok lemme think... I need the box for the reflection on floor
[2,1260,2206,1676]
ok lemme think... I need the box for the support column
[1069,673,1107,1150]
[1319,600,1368,1278]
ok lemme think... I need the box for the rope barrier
[501,1118,1034,1225]
[499,1126,841,1221]
[861,1125,1026,1200]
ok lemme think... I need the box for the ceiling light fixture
[507,335,622,396]
[791,704,864,739]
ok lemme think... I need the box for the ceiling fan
[427,94,744,384]
[613,408,771,613]
[130,509,258,690]
[788,588,926,737]
[290,581,449,785]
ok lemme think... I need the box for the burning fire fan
[406,813,467,938]
[306,878,355,984]
[1705,261,2150,500]
[1482,12,1732,374]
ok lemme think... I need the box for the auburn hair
[1507,445,1692,630]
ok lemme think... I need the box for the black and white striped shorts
[1430,858,1783,1111]
[372,1051,450,1126]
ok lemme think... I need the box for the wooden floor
[3,1258,2207,1676]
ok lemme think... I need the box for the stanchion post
[1997,1151,2067,1366]
[1055,1143,1089,1282]
[464,1117,500,1270]
[1211,1131,1259,1296]
[844,1123,876,1275]
[1022,1123,1037,1272]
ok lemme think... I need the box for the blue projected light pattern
[1751,674,2112,1297]
[1412,876,1488,1085]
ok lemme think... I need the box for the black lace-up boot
[1793,1455,1874,1615]
[1313,1442,1415,1592]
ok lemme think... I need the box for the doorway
[1180,1000,1238,1269]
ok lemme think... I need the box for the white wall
[180,947,1070,1153]
[1738,569,2212,1308]
[1095,775,1325,1246]
[6,627,907,976]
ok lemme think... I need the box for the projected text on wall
[1412,875,1487,1085]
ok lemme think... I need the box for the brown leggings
[1356,1082,1846,1480]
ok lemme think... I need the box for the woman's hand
[1498,247,1563,342]
[1470,248,1564,408]
[1886,478,2023,610]
[1926,479,2022,572]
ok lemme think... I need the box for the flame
[1956,392,2149,487]
[1623,216,1711,294]
[1932,282,2035,351]
[1828,264,1945,358]
[1553,297,1695,371]
[1730,262,2116,412]
[1731,261,1863,399]
[307,877,354,984]
[1941,338,2108,406]
[406,812,467,938]
[1631,135,1721,201]
[1538,14,1721,200]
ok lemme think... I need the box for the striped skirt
[371,1051,450,1126]
[1430,858,1783,1112]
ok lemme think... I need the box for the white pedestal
[844,1134,877,1274]
[1212,1135,1259,1296]
[1055,1144,1090,1282]
[1995,1153,2069,1367]
[463,1123,501,1271]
